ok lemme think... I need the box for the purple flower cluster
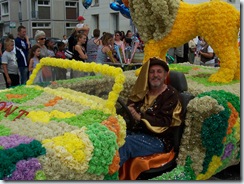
[4,158,42,180]
[222,143,234,160]
[0,134,34,149]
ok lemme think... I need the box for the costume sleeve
[140,88,182,134]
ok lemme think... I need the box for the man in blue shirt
[15,25,30,84]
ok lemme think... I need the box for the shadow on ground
[209,163,240,180]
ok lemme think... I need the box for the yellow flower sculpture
[124,0,240,83]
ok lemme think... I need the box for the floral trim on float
[0,58,126,180]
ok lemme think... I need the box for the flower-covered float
[0,57,240,180]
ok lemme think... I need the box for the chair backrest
[167,71,194,153]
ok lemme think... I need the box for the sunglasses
[39,38,46,40]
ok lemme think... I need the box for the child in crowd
[55,42,67,80]
[45,39,56,57]
[62,35,68,50]
[1,38,19,88]
[28,45,42,83]
[76,16,90,36]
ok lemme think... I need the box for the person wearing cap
[119,57,182,167]
[76,16,90,36]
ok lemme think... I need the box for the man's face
[19,28,26,38]
[148,65,167,89]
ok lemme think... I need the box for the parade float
[0,0,240,181]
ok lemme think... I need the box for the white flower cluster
[177,96,224,175]
[129,0,180,42]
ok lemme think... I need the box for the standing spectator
[114,31,126,63]
[120,31,125,41]
[15,25,30,84]
[188,39,196,64]
[72,33,88,78]
[123,30,140,63]
[75,16,90,50]
[0,42,2,70]
[1,38,19,88]
[68,28,78,56]
[86,29,101,63]
[196,36,204,54]
[45,39,56,57]
[34,30,52,81]
[174,43,189,63]
[96,32,118,64]
[62,35,68,50]
[55,42,67,80]
[73,33,88,62]
[34,30,49,58]
[28,45,42,83]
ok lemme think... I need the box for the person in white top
[75,16,90,36]
[62,35,68,49]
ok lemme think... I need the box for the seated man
[119,57,182,167]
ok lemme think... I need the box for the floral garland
[26,58,126,114]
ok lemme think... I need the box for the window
[1,2,9,15]
[32,22,51,27]
[38,0,50,6]
[91,14,99,30]
[92,0,99,6]
[65,1,77,7]
[110,13,119,33]
[66,23,77,27]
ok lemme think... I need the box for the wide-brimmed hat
[77,16,85,21]
[149,57,169,72]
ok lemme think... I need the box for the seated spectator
[199,38,215,67]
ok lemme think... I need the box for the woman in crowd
[34,30,52,81]
[86,29,101,63]
[123,30,140,63]
[72,33,88,78]
[96,32,118,64]
[114,31,126,64]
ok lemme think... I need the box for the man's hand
[128,103,141,121]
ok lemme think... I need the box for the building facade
[0,0,240,39]
[0,0,80,38]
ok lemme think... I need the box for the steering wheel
[116,98,135,130]
[97,91,135,130]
